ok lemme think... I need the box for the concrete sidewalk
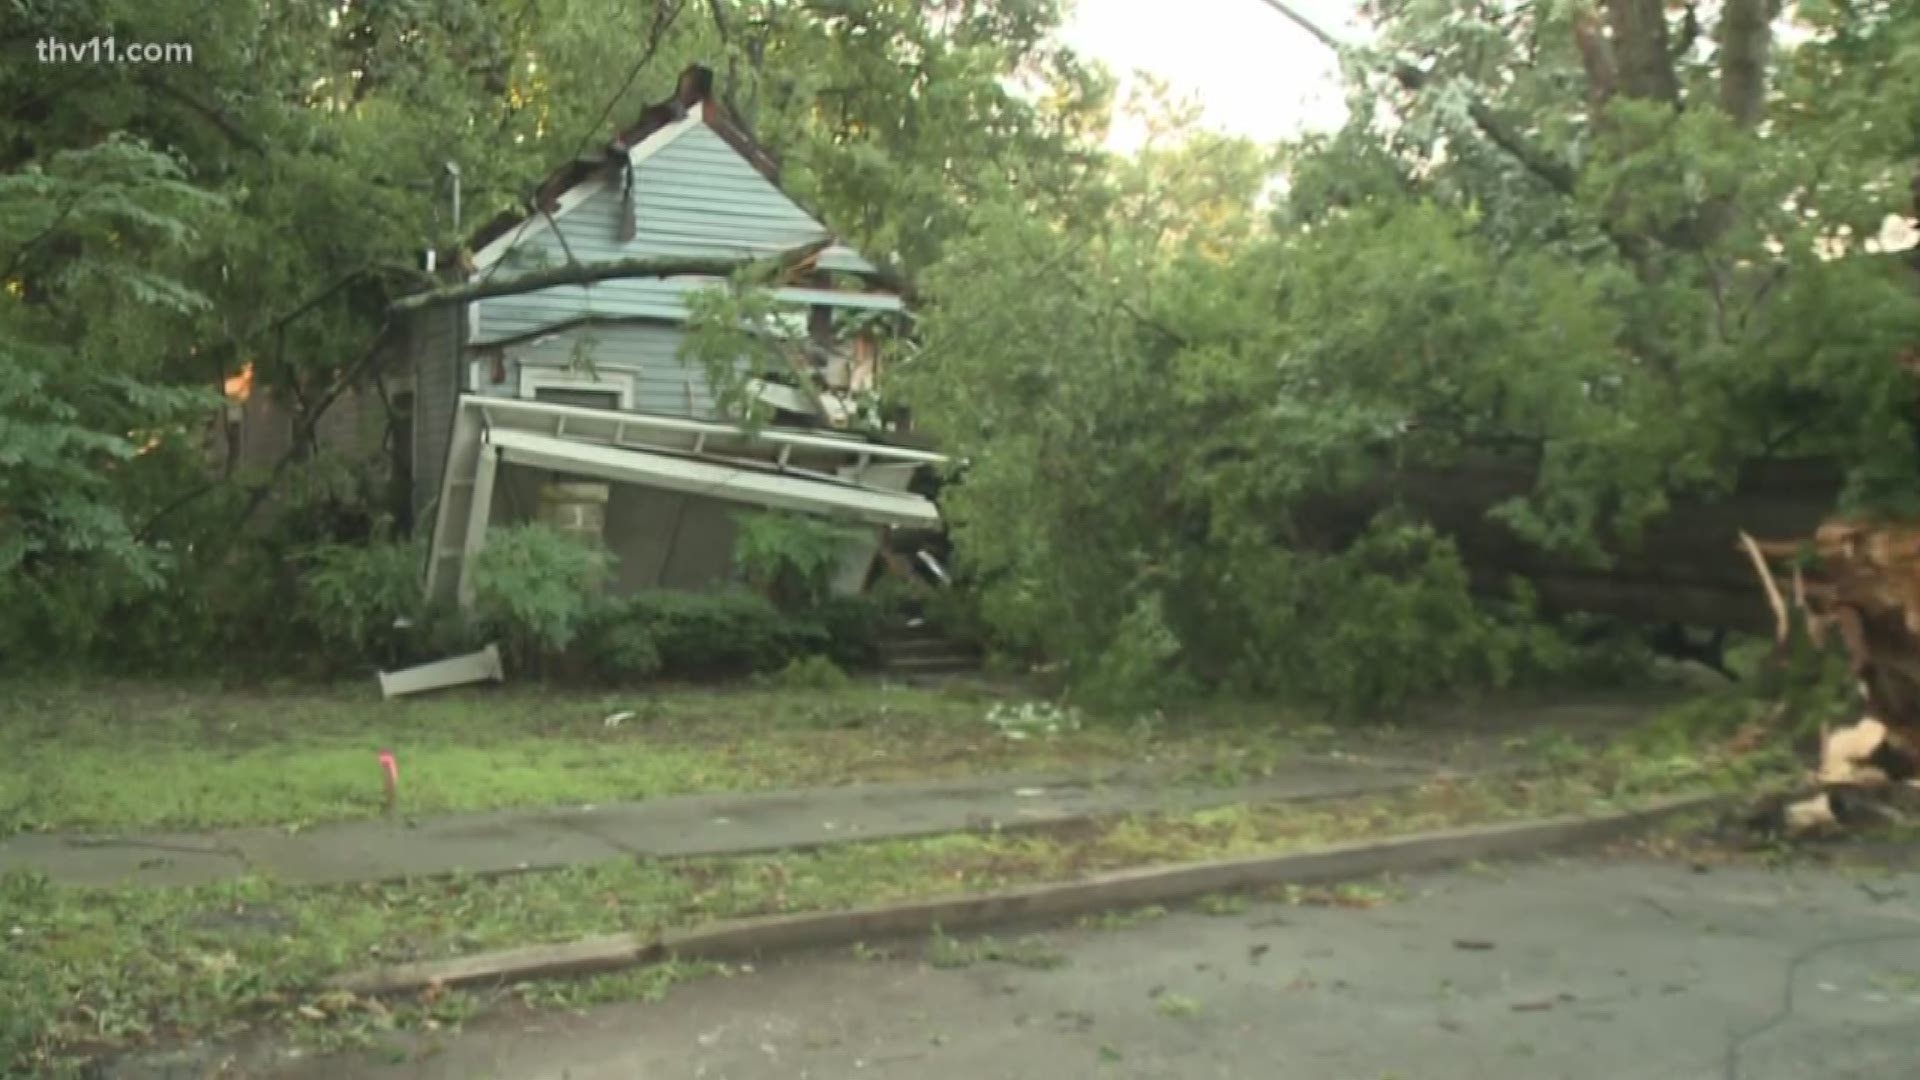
[0,755,1455,889]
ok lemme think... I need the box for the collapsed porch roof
[462,393,945,465]
[485,428,940,529]
[424,393,944,605]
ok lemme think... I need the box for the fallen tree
[388,240,833,314]
[1739,523,1920,834]
[1296,456,1842,635]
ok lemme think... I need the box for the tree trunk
[1572,6,1620,122]
[389,240,832,313]
[1606,0,1682,105]
[1717,0,1777,129]
[1293,456,1843,633]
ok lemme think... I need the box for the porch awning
[485,428,940,529]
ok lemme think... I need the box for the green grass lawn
[0,680,1350,833]
[0,680,1778,1076]
[0,771,1717,1077]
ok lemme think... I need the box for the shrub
[574,598,664,683]
[570,587,890,684]
[296,538,423,669]
[760,654,853,691]
[804,594,889,669]
[467,525,613,672]
[731,511,866,611]
[1207,520,1521,717]
[1075,591,1198,716]
[923,582,991,650]
[609,589,813,678]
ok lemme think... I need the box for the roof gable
[466,65,879,281]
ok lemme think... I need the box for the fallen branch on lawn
[389,239,832,313]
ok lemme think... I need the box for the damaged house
[400,65,944,609]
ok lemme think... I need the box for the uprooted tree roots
[1739,524,1920,836]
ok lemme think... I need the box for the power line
[1251,0,1348,53]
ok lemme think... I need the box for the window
[534,387,622,411]
[519,364,634,411]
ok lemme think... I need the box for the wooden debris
[1738,524,1920,835]
[1782,792,1839,834]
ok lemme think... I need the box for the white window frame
[519,364,636,411]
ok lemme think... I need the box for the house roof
[463,64,900,292]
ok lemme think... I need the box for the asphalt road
[177,855,1920,1080]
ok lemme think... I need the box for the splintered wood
[1739,523,1920,833]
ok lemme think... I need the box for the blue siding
[475,122,875,343]
[480,323,746,419]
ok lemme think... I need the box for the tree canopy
[4,1,1918,707]
[900,0,1920,707]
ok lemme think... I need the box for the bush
[467,525,613,672]
[923,582,991,650]
[1201,520,1527,717]
[759,654,853,691]
[599,589,814,679]
[296,538,424,669]
[571,586,890,684]
[1075,591,1198,716]
[731,511,866,611]
[804,594,889,669]
[574,598,664,683]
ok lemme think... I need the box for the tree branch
[1,190,87,283]
[144,75,267,155]
[1461,97,1580,195]
[1254,0,1580,196]
[1390,61,1581,196]
[390,240,834,313]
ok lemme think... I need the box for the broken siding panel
[474,123,872,342]
[497,323,745,419]
[410,303,464,526]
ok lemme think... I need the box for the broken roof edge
[463,67,716,263]
[486,428,941,530]
[460,393,947,465]
[457,64,912,297]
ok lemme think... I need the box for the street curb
[329,792,1720,996]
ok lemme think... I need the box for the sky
[1059,0,1363,152]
